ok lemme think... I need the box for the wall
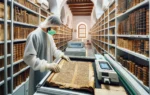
[72,16,91,42]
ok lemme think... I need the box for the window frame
[78,24,86,38]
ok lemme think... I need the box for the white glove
[46,63,60,73]
[61,55,71,62]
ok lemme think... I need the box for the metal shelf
[0,54,11,60]
[11,0,39,15]
[13,59,24,66]
[0,80,4,86]
[109,43,115,47]
[14,39,27,42]
[13,78,29,93]
[92,41,104,51]
[109,8,115,15]
[108,53,115,59]
[0,77,11,86]
[109,17,115,22]
[109,0,115,7]
[0,40,12,44]
[56,39,69,44]
[123,67,149,91]
[116,0,149,19]
[109,26,115,29]
[117,46,149,61]
[13,21,37,27]
[0,18,4,22]
[105,15,108,19]
[117,35,149,38]
[13,66,30,77]
[109,35,115,37]
[0,18,11,22]
[41,15,47,19]
[27,0,40,8]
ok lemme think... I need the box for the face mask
[48,29,56,35]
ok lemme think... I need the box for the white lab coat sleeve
[49,35,64,58]
[23,33,48,72]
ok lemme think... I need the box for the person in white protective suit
[23,15,70,95]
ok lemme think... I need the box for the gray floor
[85,45,95,57]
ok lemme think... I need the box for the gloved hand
[61,55,71,62]
[46,63,60,73]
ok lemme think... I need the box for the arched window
[78,24,86,38]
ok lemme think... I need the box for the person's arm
[23,33,47,71]
[48,35,64,58]
[48,35,70,61]
[23,33,60,72]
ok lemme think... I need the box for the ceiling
[67,0,94,16]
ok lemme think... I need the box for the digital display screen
[99,62,112,70]
[71,43,82,47]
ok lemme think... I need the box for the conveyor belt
[34,57,130,95]
[35,57,101,95]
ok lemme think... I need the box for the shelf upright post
[108,8,110,53]
[149,0,150,92]
[10,0,14,93]
[104,12,105,54]
[39,8,41,24]
[4,0,8,94]
[114,0,117,60]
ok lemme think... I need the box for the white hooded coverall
[23,27,63,95]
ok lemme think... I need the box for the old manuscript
[46,59,94,92]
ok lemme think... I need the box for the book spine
[146,9,149,35]
[117,56,149,86]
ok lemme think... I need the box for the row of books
[15,0,39,12]
[146,9,149,35]
[105,23,108,28]
[13,62,27,74]
[102,25,105,29]
[104,44,108,51]
[110,47,115,56]
[0,84,4,95]
[41,10,48,17]
[14,26,34,40]
[13,43,26,62]
[59,44,67,51]
[13,68,29,89]
[105,10,108,16]
[41,17,46,22]
[118,38,149,57]
[118,8,149,35]
[105,17,108,23]
[109,11,115,20]
[105,38,108,42]
[0,71,4,81]
[99,37,105,42]
[92,42,104,54]
[109,39,115,44]
[105,30,108,35]
[117,56,149,86]
[118,0,145,13]
[109,28,115,35]
[53,35,72,39]
[0,44,11,56]
[14,6,39,25]
[0,24,11,41]
[54,39,71,44]
[109,20,115,26]
[109,2,115,12]
[0,2,10,19]
[0,57,11,68]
